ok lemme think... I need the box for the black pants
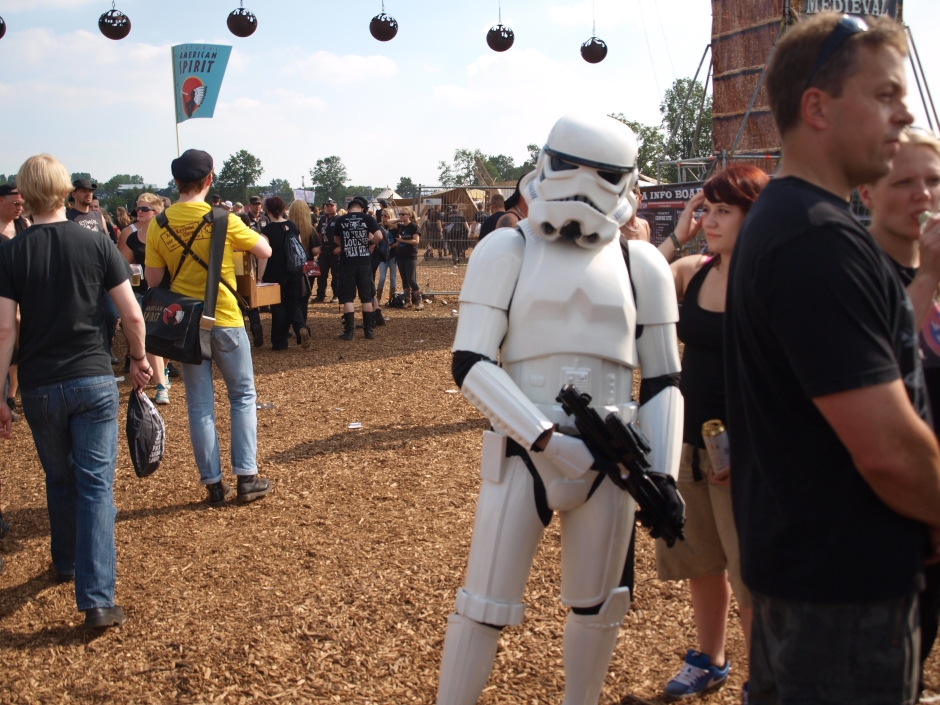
[271,278,307,349]
[246,308,261,329]
[337,263,375,304]
[398,257,419,293]
[316,251,338,299]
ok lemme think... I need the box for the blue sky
[0,0,937,190]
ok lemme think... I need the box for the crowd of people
[0,10,937,705]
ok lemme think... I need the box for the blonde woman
[117,193,171,404]
[287,199,321,325]
[395,207,423,309]
[115,206,131,230]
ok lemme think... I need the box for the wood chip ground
[1,298,937,704]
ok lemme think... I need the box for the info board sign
[638,182,704,248]
[801,0,900,19]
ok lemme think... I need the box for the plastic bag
[126,389,166,478]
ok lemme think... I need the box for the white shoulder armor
[459,228,525,311]
[627,240,678,325]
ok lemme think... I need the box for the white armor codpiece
[437,114,683,705]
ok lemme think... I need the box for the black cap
[72,178,97,191]
[0,184,18,197]
[348,196,369,210]
[171,149,213,182]
[249,195,263,205]
[324,197,337,205]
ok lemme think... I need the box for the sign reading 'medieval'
[802,0,900,19]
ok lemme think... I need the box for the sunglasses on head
[805,15,869,89]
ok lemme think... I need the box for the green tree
[0,174,16,185]
[609,114,667,179]
[396,176,417,197]
[268,178,292,200]
[309,156,348,206]
[659,78,713,182]
[101,174,144,193]
[216,150,264,204]
[438,149,486,187]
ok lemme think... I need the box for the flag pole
[171,46,180,157]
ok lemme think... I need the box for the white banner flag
[293,189,316,204]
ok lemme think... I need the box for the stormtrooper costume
[437,114,683,705]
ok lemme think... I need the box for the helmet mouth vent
[560,221,582,241]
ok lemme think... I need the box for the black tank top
[125,226,153,294]
[675,257,725,447]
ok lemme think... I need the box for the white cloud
[281,50,399,85]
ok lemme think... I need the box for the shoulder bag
[141,206,245,365]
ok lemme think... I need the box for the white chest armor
[501,220,638,426]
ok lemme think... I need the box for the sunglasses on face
[136,206,153,213]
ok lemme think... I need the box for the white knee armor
[438,113,683,705]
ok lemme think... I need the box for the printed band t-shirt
[145,201,259,328]
[396,222,419,259]
[725,176,928,603]
[327,212,380,266]
[0,221,130,388]
[67,208,108,239]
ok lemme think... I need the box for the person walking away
[327,196,383,339]
[444,206,469,264]
[377,209,398,304]
[860,125,940,701]
[261,197,311,350]
[395,207,422,309]
[724,14,939,704]
[425,206,443,258]
[117,193,171,404]
[145,149,274,507]
[67,179,120,365]
[287,198,320,326]
[655,166,769,701]
[315,198,340,303]
[0,153,152,627]
[243,195,270,347]
[477,193,506,242]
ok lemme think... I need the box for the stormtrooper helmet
[524,113,639,248]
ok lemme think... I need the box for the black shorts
[337,263,375,304]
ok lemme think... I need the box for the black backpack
[284,224,307,274]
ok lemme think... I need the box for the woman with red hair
[654,164,769,702]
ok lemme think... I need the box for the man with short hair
[0,184,30,240]
[233,202,244,215]
[327,196,383,339]
[477,193,505,242]
[68,179,119,363]
[246,195,268,232]
[725,13,938,703]
[315,197,340,303]
[860,126,940,699]
[145,149,275,507]
[210,194,222,207]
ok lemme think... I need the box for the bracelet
[129,352,147,362]
[669,232,681,250]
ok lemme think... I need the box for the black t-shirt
[478,211,506,241]
[0,221,130,389]
[67,208,108,238]
[396,223,419,259]
[318,214,337,247]
[261,220,302,285]
[327,212,380,266]
[725,177,928,603]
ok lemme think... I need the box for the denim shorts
[749,591,920,705]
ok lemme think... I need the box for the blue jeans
[181,326,258,485]
[21,375,119,611]
[377,256,397,300]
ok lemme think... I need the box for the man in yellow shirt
[145,149,274,507]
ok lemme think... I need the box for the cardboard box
[234,251,281,308]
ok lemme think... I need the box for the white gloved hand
[542,432,595,480]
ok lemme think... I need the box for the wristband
[130,352,147,362]
[669,232,681,250]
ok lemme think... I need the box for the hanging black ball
[487,24,514,52]
[227,7,258,37]
[0,16,6,41]
[370,13,398,41]
[98,8,131,41]
[581,36,608,64]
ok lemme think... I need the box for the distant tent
[376,188,402,201]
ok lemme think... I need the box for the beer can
[702,419,730,476]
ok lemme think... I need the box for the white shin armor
[437,614,501,705]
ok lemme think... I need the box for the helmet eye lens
[550,155,578,172]
[598,170,623,185]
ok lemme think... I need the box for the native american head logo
[163,304,185,325]
[181,76,207,118]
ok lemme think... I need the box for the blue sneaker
[663,650,730,701]
[154,384,170,405]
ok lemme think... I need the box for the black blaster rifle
[556,385,686,547]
